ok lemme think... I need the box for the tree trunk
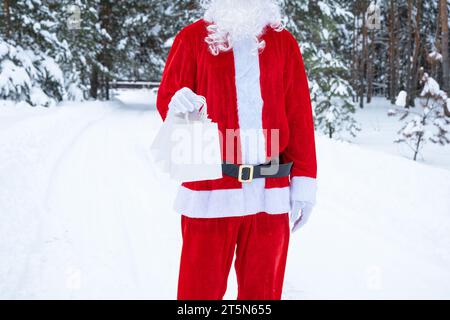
[352,14,358,103]
[433,12,442,81]
[90,65,99,99]
[96,0,113,100]
[408,0,422,108]
[367,30,375,104]
[413,132,422,161]
[388,0,398,104]
[440,0,449,92]
[405,0,414,107]
[394,2,401,104]
[4,0,11,38]
[105,75,110,100]
[414,115,426,161]
[360,12,368,108]
[444,103,450,117]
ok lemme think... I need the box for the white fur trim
[174,178,290,218]
[233,38,267,165]
[290,176,317,205]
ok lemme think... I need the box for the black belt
[222,162,293,183]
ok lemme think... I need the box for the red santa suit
[157,19,317,300]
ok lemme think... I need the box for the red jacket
[157,19,316,192]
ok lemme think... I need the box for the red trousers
[177,212,290,300]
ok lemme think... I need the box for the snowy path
[1,93,449,299]
[0,98,181,299]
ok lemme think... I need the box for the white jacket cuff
[290,176,317,205]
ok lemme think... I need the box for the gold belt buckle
[238,165,254,183]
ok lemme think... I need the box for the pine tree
[112,1,169,81]
[0,0,70,106]
[56,0,103,100]
[158,0,204,75]
[390,72,449,161]
[282,0,360,139]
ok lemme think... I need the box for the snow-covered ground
[0,91,449,299]
[351,97,450,171]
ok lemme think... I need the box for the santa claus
[157,0,317,300]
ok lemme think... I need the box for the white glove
[290,201,314,232]
[169,87,205,114]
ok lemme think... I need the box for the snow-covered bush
[389,74,450,161]
[0,40,66,107]
[313,77,360,138]
[0,0,84,106]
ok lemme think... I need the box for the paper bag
[150,104,222,182]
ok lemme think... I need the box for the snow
[0,42,8,57]
[117,38,128,50]
[422,77,439,96]
[0,92,449,299]
[0,41,68,106]
[395,90,407,107]
[0,59,32,96]
[318,1,332,17]
[41,56,64,84]
[429,51,443,62]
[66,83,84,101]
[163,37,175,48]
[29,86,54,107]
[400,116,423,137]
[421,73,446,99]
[325,106,336,122]
[351,97,450,170]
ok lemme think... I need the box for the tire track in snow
[43,106,171,298]
[11,106,119,298]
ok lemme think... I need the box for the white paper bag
[150,104,223,182]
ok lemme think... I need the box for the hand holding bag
[150,99,223,182]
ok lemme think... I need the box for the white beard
[203,0,282,54]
